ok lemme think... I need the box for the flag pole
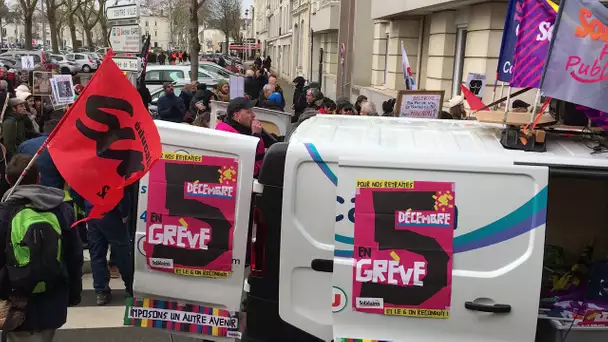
[0,94,8,123]
[502,86,513,122]
[491,72,498,105]
[2,52,112,202]
[497,82,505,110]
[529,88,542,125]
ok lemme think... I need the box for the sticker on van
[144,153,238,278]
[353,180,455,319]
[124,297,246,338]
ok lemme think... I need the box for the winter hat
[268,92,282,105]
[15,85,30,94]
[16,92,32,101]
[448,95,464,108]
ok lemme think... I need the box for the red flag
[460,84,487,111]
[47,52,161,223]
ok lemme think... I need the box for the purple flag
[510,0,557,88]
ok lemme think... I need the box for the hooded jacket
[216,116,265,177]
[244,76,259,100]
[0,185,83,331]
[3,109,30,155]
[189,85,214,114]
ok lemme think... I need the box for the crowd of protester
[0,51,483,341]
[0,64,133,341]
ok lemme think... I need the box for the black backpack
[1,199,66,295]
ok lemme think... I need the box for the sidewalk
[278,78,295,110]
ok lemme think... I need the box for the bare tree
[76,0,100,48]
[97,0,109,46]
[54,6,69,49]
[0,2,20,45]
[189,0,209,81]
[44,0,68,53]
[206,0,241,54]
[17,0,39,49]
[66,0,81,48]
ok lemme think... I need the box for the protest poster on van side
[352,179,455,318]
[124,297,246,339]
[144,152,238,278]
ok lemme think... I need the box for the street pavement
[278,78,295,113]
[57,273,205,341]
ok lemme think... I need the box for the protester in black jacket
[292,76,307,123]
[137,84,152,108]
[0,154,83,338]
[157,82,186,123]
[189,83,214,114]
[244,70,259,99]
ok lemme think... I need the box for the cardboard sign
[125,297,245,339]
[144,152,238,278]
[229,75,245,99]
[352,180,455,318]
[465,73,487,98]
[395,90,444,118]
[21,56,35,70]
[32,71,52,96]
[50,75,75,105]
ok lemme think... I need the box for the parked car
[0,50,52,67]
[89,52,103,65]
[145,65,220,93]
[199,61,234,79]
[0,57,18,69]
[50,54,80,74]
[65,52,99,72]
[96,47,111,56]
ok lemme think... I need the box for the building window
[383,34,389,85]
[145,21,149,27]
[154,21,157,26]
[155,31,157,37]
[452,26,467,97]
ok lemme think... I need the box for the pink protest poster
[144,152,238,278]
[352,179,455,318]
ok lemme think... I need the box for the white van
[133,116,608,342]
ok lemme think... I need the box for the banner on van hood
[352,180,455,318]
[144,152,238,278]
[124,297,245,339]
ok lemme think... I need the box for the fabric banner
[497,0,524,82]
[47,53,161,223]
[576,105,608,131]
[144,152,238,278]
[124,297,245,339]
[510,0,558,88]
[541,0,608,113]
[352,180,455,318]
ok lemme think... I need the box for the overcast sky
[242,0,253,13]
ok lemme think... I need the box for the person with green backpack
[0,154,83,342]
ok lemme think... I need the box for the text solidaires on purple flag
[510,0,557,88]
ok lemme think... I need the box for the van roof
[289,115,608,170]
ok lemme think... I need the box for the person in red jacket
[216,97,265,177]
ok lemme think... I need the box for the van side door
[132,121,258,340]
[332,152,548,342]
